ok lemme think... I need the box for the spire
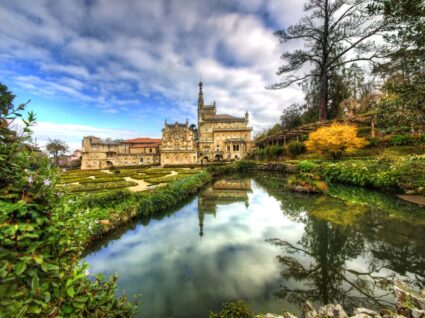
[245,110,249,120]
[198,81,204,108]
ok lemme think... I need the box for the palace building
[196,82,252,162]
[160,120,198,165]
[81,83,253,169]
[81,136,161,170]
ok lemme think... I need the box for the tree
[46,138,68,163]
[369,0,425,79]
[269,0,383,121]
[377,75,425,131]
[281,103,303,129]
[369,0,425,131]
[189,123,198,141]
[305,123,367,159]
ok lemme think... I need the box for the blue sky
[0,0,305,150]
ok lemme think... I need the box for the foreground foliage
[0,84,136,317]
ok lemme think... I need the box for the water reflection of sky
[84,179,425,317]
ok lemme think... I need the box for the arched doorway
[215,154,223,161]
[106,160,113,168]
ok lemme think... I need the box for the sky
[0,0,306,151]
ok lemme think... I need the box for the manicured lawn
[59,167,204,194]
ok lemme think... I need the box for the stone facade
[197,82,252,162]
[81,83,253,169]
[198,177,252,236]
[81,136,161,170]
[160,121,198,165]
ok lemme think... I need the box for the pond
[84,175,425,317]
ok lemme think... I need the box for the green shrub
[367,137,378,147]
[357,126,372,136]
[254,149,265,160]
[64,180,138,193]
[72,190,134,209]
[0,83,136,317]
[287,173,328,194]
[236,160,257,171]
[391,134,412,146]
[287,141,306,158]
[210,300,253,318]
[297,160,319,172]
[320,160,399,189]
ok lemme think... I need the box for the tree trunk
[319,0,329,122]
[319,72,328,121]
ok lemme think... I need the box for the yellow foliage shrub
[305,123,367,159]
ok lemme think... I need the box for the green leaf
[31,273,39,293]
[34,255,43,264]
[66,287,75,298]
[62,305,73,313]
[14,262,27,275]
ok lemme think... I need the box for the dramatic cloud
[30,122,143,152]
[0,0,306,144]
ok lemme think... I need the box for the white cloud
[0,0,308,134]
[30,121,144,152]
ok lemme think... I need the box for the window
[140,158,144,163]
[233,145,240,151]
[149,148,152,153]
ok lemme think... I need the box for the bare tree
[269,0,383,121]
[46,138,68,164]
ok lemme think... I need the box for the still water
[84,175,425,317]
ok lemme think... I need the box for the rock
[353,308,380,317]
[319,304,348,318]
[256,314,285,318]
[99,219,110,225]
[303,301,318,318]
[379,308,394,318]
[395,280,425,311]
[350,314,373,318]
[412,309,425,318]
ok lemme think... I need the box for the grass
[65,171,212,244]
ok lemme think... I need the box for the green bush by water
[288,141,306,158]
[297,156,425,193]
[0,84,136,317]
[209,300,253,318]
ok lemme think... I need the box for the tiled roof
[126,138,162,144]
[204,114,246,122]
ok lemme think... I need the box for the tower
[198,81,204,109]
[197,81,204,132]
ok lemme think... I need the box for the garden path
[124,170,178,192]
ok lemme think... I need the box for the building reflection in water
[198,178,252,236]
